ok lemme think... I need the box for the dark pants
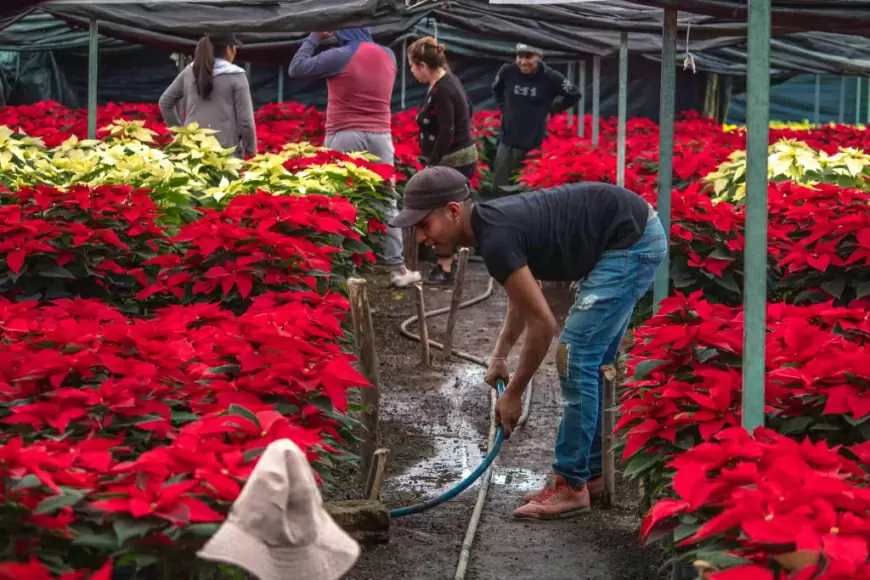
[453,162,476,180]
[492,142,530,197]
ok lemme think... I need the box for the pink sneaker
[523,474,603,503]
[513,474,590,520]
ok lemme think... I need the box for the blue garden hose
[388,380,506,519]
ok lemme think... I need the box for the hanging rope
[683,17,696,74]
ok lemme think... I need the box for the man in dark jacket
[491,44,580,196]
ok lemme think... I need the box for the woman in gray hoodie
[159,33,257,158]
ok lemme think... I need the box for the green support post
[856,78,862,125]
[813,75,821,125]
[742,0,771,434]
[592,56,600,146]
[87,19,98,140]
[653,9,677,311]
[616,33,628,188]
[866,76,870,125]
[567,63,575,127]
[277,66,284,103]
[578,60,586,138]
[401,39,407,110]
[839,76,846,124]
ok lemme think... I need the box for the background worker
[491,43,580,197]
[388,166,667,521]
[407,36,477,286]
[289,28,421,288]
[159,33,257,159]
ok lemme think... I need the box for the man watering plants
[389,166,667,520]
[490,44,580,197]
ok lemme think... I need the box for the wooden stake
[364,448,390,501]
[402,227,418,270]
[442,247,470,360]
[414,283,430,367]
[348,278,381,484]
[600,363,618,507]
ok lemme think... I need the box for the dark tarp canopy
[0,0,47,20]
[14,0,755,62]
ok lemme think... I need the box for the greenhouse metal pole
[592,56,600,146]
[616,33,628,188]
[654,9,677,310]
[87,19,98,140]
[839,77,846,124]
[813,75,820,125]
[857,78,862,125]
[742,0,771,434]
[401,39,407,110]
[567,63,575,126]
[867,78,870,125]
[277,67,284,103]
[578,61,586,138]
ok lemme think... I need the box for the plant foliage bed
[1,101,870,578]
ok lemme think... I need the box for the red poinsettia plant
[0,292,368,577]
[641,426,870,579]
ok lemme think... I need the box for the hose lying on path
[388,275,536,579]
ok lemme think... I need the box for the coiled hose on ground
[388,276,535,580]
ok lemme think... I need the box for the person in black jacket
[491,44,580,197]
[408,36,478,285]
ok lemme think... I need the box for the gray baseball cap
[389,166,472,229]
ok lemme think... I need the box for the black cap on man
[389,166,472,229]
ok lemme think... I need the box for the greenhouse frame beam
[578,60,586,138]
[616,32,628,188]
[87,17,97,139]
[654,8,677,311]
[742,0,771,433]
[591,55,600,146]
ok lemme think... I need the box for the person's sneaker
[523,474,604,504]
[512,474,590,520]
[390,267,421,288]
[423,263,455,286]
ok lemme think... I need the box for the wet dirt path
[344,262,661,580]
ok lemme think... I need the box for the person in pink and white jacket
[289,28,421,288]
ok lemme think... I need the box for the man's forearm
[506,319,555,397]
[492,300,526,358]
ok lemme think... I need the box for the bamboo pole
[415,283,431,366]
[600,364,617,507]
[348,278,381,483]
[442,248,470,360]
[402,227,418,270]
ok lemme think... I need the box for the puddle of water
[381,367,552,499]
[382,370,489,496]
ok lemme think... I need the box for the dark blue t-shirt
[470,183,652,283]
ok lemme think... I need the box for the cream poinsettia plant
[704,138,870,204]
[0,121,395,231]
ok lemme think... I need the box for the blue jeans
[553,214,668,488]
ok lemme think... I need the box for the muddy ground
[332,261,662,580]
